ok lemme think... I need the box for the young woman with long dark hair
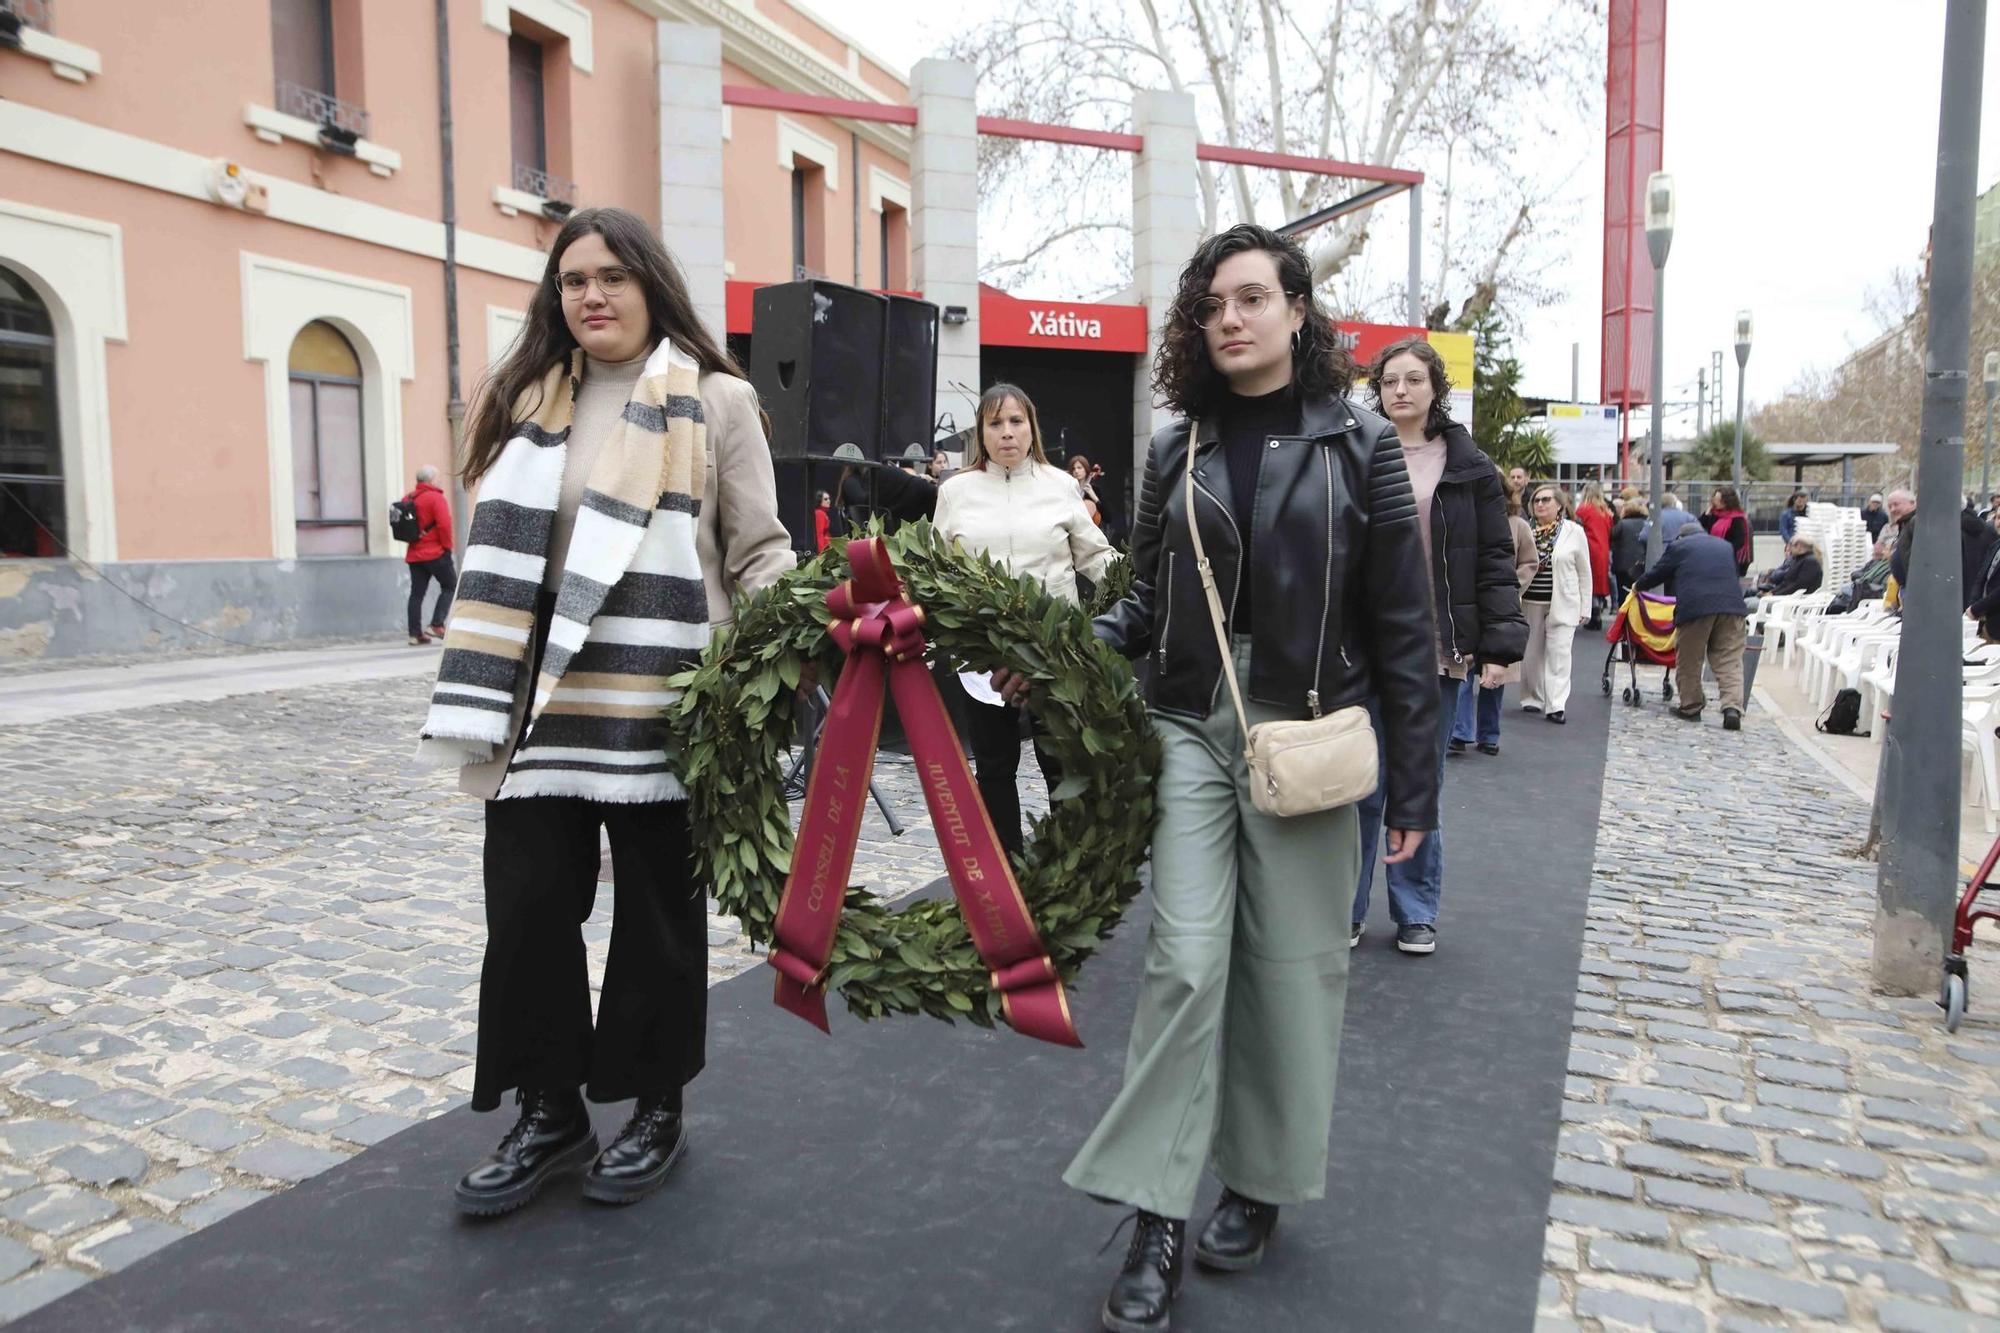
[421,207,792,1216]
[1349,336,1523,956]
[933,384,1115,857]
[1013,224,1439,1330]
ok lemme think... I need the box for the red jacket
[404,481,454,563]
[1576,503,1613,595]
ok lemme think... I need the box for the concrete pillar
[657,23,726,343]
[911,58,980,433]
[1131,89,1201,484]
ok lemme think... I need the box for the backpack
[1816,687,1867,737]
[389,494,423,544]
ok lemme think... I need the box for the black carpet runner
[27,634,1611,1333]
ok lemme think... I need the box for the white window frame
[868,167,910,215]
[243,104,402,178]
[776,116,839,189]
[0,199,126,564]
[240,254,415,560]
[9,26,102,83]
[482,0,593,73]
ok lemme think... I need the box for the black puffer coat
[1426,424,1528,671]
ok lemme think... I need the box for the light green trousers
[1064,638,1361,1220]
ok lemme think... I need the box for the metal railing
[5,0,53,31]
[512,162,577,205]
[1618,479,1896,534]
[276,78,371,141]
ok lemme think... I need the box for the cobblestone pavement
[0,672,958,1322]
[1539,703,2000,1332]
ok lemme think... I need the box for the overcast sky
[808,0,2000,428]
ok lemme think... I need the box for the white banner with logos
[1544,403,1620,465]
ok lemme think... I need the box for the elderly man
[1886,487,1917,587]
[1656,492,1694,544]
[1634,522,1751,730]
[1862,493,1890,541]
[402,464,455,645]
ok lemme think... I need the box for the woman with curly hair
[1015,223,1439,1331]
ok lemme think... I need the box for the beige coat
[931,459,1117,605]
[459,370,796,800]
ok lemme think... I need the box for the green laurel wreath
[668,522,1156,1029]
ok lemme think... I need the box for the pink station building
[0,0,1439,659]
[0,0,932,657]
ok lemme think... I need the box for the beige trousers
[1675,613,1747,713]
[1519,601,1575,713]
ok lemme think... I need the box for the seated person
[1824,539,1893,615]
[1757,537,1824,597]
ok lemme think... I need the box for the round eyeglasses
[556,267,633,300]
[1188,286,1291,329]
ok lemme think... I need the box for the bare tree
[1747,256,2000,494]
[947,0,1599,321]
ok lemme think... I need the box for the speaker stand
[782,685,905,837]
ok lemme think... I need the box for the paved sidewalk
[1539,702,2000,1331]
[0,640,444,725]
[0,667,953,1322]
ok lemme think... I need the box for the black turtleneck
[1213,383,1300,634]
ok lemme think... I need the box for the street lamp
[1983,351,1997,502]
[1732,310,1753,495]
[1644,171,1674,565]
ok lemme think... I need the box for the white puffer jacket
[932,459,1117,606]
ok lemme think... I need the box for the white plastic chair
[1963,684,2000,834]
[1865,643,1898,746]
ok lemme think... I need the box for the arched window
[0,265,62,559]
[288,320,367,556]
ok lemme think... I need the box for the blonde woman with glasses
[1518,483,1593,723]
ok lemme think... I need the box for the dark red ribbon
[767,537,1082,1048]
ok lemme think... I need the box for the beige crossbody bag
[1183,434,1379,817]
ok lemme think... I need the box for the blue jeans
[1353,674,1457,928]
[1451,675,1503,746]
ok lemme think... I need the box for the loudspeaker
[750,281,887,461]
[881,295,939,464]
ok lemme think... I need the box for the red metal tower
[1602,0,1667,479]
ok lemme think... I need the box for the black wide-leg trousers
[963,697,1060,859]
[471,797,708,1111]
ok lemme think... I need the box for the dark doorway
[978,346,1136,544]
[0,264,64,558]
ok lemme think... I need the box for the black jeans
[472,796,708,1111]
[408,554,456,637]
[964,698,1060,859]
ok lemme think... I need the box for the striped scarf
[418,340,711,802]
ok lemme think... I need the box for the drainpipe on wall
[851,129,862,286]
[437,0,469,552]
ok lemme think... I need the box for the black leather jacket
[1094,392,1441,831]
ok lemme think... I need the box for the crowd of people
[412,205,1887,1332]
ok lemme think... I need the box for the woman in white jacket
[933,383,1117,855]
[1519,481,1595,722]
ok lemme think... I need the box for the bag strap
[1184,423,1255,753]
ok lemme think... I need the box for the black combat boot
[1101,1210,1185,1332]
[454,1086,596,1217]
[1193,1187,1280,1271]
[581,1095,688,1204]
